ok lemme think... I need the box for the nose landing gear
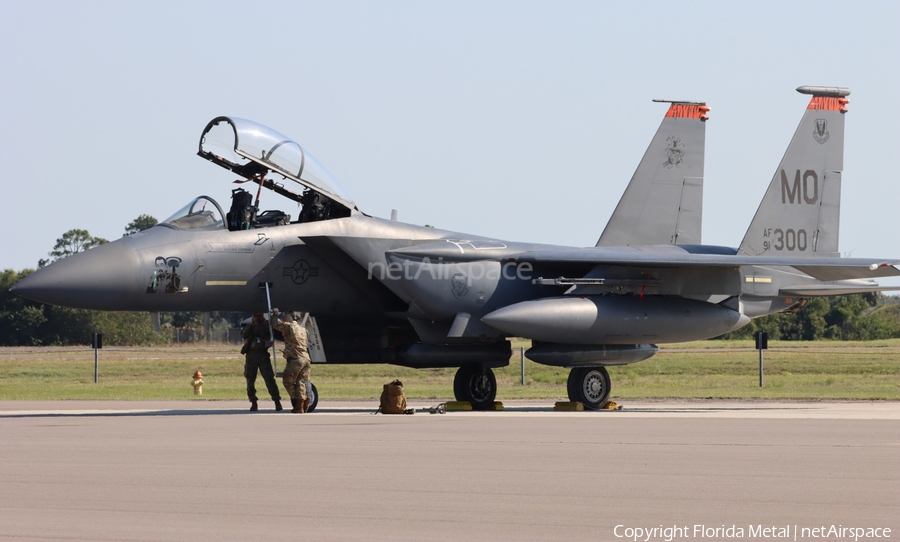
[306,381,319,413]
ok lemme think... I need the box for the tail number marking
[763,228,808,252]
[780,169,818,204]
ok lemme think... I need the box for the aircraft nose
[11,241,142,310]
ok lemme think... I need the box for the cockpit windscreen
[160,196,226,231]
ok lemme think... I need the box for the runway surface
[1,400,897,541]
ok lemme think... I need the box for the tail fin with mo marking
[738,86,850,258]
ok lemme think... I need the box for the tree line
[2,216,900,346]
[716,293,900,341]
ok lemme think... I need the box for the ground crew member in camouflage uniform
[241,313,283,412]
[270,308,312,413]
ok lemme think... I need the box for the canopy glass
[198,116,354,210]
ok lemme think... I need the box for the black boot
[274,399,283,412]
[250,400,258,412]
[290,398,297,410]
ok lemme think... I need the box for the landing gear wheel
[567,367,611,410]
[306,381,319,413]
[453,365,497,410]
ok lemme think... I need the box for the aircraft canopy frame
[197,116,356,211]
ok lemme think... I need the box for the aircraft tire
[566,368,582,403]
[453,365,497,410]
[306,381,319,413]
[567,367,611,410]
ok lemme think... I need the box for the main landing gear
[452,365,611,411]
[566,367,612,410]
[453,365,497,410]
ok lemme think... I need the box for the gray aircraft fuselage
[19,211,866,315]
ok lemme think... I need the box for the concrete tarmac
[1,400,897,541]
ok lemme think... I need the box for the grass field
[1,338,898,402]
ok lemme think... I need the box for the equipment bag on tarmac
[379,380,407,414]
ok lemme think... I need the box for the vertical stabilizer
[738,86,850,257]
[596,101,708,247]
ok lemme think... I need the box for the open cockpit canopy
[197,116,355,213]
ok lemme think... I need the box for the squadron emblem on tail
[813,118,830,144]
[662,136,685,168]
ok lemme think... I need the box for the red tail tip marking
[808,96,849,112]
[665,104,709,120]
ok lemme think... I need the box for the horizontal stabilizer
[511,246,900,282]
[791,264,900,282]
[780,285,900,296]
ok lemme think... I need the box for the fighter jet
[13,86,899,410]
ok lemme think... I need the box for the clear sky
[2,0,897,272]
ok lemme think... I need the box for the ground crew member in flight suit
[270,308,312,413]
[241,313,283,412]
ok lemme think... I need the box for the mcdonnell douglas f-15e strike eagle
[13,86,899,410]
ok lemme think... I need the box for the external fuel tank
[482,295,749,344]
